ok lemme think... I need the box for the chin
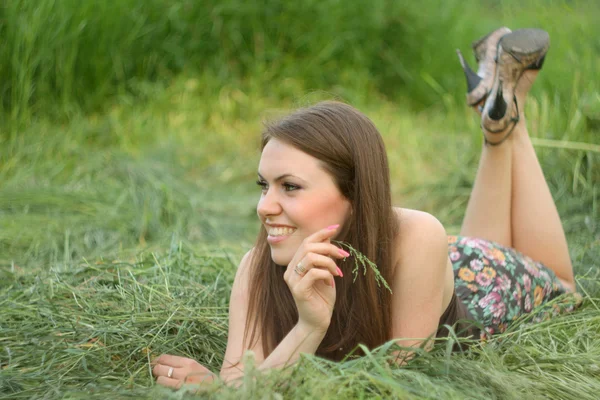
[269,248,293,267]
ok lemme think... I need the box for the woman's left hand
[152,354,216,389]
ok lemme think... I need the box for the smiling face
[256,138,352,266]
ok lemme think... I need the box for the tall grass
[3,75,596,269]
[1,0,599,128]
[1,243,598,399]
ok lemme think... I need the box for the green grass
[1,0,599,398]
[2,0,599,126]
[1,73,598,399]
[1,242,598,399]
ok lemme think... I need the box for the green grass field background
[1,0,599,398]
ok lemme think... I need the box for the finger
[305,242,351,260]
[153,354,189,368]
[285,243,348,282]
[284,225,344,280]
[292,268,335,296]
[152,364,181,380]
[300,252,341,277]
[156,375,182,389]
[286,254,336,285]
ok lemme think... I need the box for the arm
[219,250,329,381]
[218,249,265,381]
[222,226,344,381]
[257,322,326,371]
[154,226,345,388]
[390,210,453,361]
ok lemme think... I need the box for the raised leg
[459,28,514,247]
[509,72,576,291]
[461,69,576,292]
[460,141,513,248]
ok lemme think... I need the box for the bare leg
[462,70,576,292]
[460,138,512,248]
[510,71,576,291]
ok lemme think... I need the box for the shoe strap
[484,95,520,146]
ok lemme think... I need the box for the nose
[257,188,282,219]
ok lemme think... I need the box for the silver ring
[294,261,306,275]
[167,367,174,379]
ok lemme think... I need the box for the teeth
[268,227,296,236]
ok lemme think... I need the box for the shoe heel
[458,27,511,110]
[487,80,507,121]
[456,49,483,100]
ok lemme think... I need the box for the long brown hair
[245,101,399,361]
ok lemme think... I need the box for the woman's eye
[256,179,299,193]
[256,180,268,191]
[283,183,300,192]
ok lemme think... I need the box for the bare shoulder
[389,208,454,344]
[392,207,447,262]
[393,207,444,230]
[238,249,255,272]
[233,248,255,290]
[229,248,257,312]
[221,247,265,376]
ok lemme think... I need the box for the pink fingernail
[327,224,340,230]
[338,249,350,257]
[336,267,344,277]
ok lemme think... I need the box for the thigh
[447,235,582,337]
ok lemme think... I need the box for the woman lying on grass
[152,27,582,388]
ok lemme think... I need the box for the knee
[557,277,576,293]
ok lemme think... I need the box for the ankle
[509,119,530,143]
[515,70,539,98]
[482,112,527,146]
[513,70,538,110]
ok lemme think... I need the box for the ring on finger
[294,260,307,275]
[167,367,174,379]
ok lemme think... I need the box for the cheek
[297,195,350,231]
[267,196,349,266]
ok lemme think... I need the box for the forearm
[258,322,326,371]
[220,322,326,383]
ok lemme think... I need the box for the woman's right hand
[283,224,349,333]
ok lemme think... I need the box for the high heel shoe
[481,28,549,145]
[456,27,511,109]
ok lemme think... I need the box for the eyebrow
[257,172,305,183]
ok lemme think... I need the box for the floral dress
[448,236,582,339]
